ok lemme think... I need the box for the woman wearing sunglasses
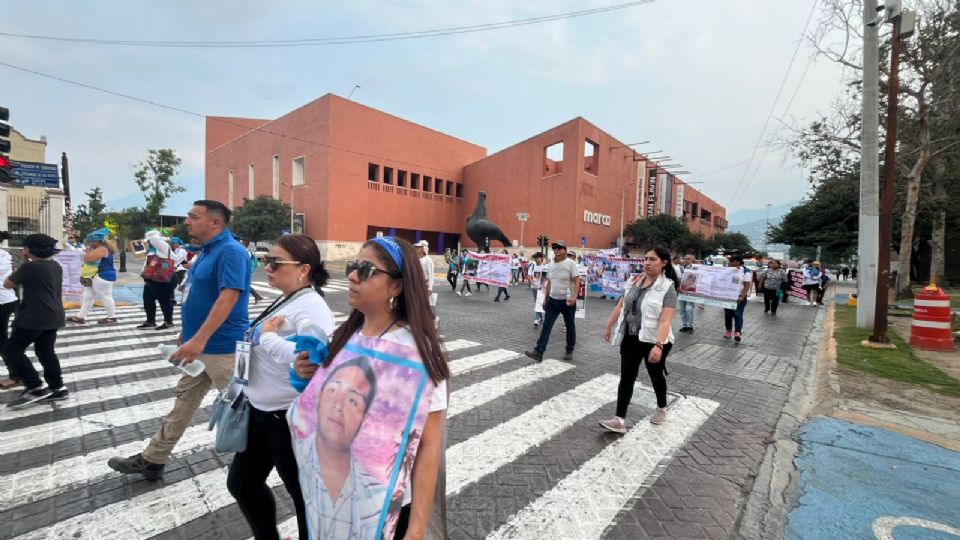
[226,235,336,540]
[291,236,449,540]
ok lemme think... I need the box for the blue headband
[371,236,404,272]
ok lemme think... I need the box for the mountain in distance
[727,201,797,254]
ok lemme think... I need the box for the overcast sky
[1,0,846,216]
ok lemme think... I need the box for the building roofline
[11,127,47,145]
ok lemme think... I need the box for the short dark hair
[730,254,744,264]
[193,200,231,225]
[321,356,378,415]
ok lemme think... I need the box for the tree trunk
[895,113,931,298]
[929,158,946,287]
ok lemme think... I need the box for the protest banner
[786,270,808,301]
[467,251,510,287]
[576,266,587,318]
[677,264,746,309]
[54,251,83,301]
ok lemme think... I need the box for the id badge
[234,340,252,385]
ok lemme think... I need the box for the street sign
[516,212,529,222]
[581,235,587,247]
[282,228,291,236]
[11,161,59,188]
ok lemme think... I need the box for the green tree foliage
[134,149,184,221]
[710,232,755,255]
[624,214,690,251]
[106,207,152,246]
[71,187,107,237]
[230,195,292,243]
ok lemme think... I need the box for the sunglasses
[346,260,398,281]
[259,256,303,271]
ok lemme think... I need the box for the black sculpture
[466,191,511,253]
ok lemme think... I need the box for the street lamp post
[516,212,529,248]
[763,203,772,254]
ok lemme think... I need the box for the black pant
[617,334,671,413]
[535,297,576,354]
[762,288,780,314]
[143,280,175,324]
[447,271,458,291]
[459,278,472,294]
[227,406,307,540]
[0,301,18,378]
[2,327,62,390]
[495,287,510,299]
[393,504,411,539]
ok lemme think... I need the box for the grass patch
[833,304,960,397]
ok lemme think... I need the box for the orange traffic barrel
[910,287,954,351]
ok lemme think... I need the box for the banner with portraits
[54,250,84,300]
[289,332,437,540]
[786,270,808,301]
[466,251,510,287]
[583,254,643,299]
[677,264,746,309]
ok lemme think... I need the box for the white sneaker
[456,291,462,296]
[465,292,472,297]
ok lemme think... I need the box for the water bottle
[566,287,573,300]
[286,319,330,393]
[159,344,206,377]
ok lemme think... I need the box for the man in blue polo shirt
[108,199,250,480]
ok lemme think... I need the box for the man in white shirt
[525,241,580,362]
[414,240,438,327]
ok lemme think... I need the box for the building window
[293,156,305,186]
[411,173,420,190]
[583,139,599,175]
[455,182,463,198]
[384,167,394,185]
[435,178,443,194]
[228,170,234,208]
[398,170,407,187]
[272,154,280,198]
[368,163,380,182]
[248,163,255,199]
[543,141,564,176]
[423,176,432,192]
[445,180,452,196]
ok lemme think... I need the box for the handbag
[80,262,98,287]
[141,254,175,283]
[207,387,250,453]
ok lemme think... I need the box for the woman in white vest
[600,246,680,432]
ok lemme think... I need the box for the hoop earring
[389,296,397,311]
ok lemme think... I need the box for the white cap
[413,240,429,248]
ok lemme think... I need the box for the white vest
[611,273,676,346]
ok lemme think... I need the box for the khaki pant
[143,353,234,464]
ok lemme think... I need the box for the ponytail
[653,246,680,291]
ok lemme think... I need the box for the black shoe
[505,296,511,301]
[155,323,175,331]
[107,453,165,481]
[7,386,52,409]
[136,322,156,329]
[40,387,70,402]
[524,350,543,363]
[563,351,574,361]
[494,297,500,302]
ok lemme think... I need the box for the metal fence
[7,192,51,247]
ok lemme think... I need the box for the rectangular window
[544,141,564,176]
[411,173,420,190]
[293,156,305,186]
[435,177,444,194]
[228,170,235,208]
[583,139,599,175]
[272,155,280,198]
[384,167,394,185]
[423,176,432,192]
[398,170,407,187]
[455,183,463,198]
[248,163,255,199]
[368,163,380,182]
[445,180,452,196]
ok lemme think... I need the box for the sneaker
[599,417,627,434]
[40,387,70,402]
[465,292,472,297]
[505,295,511,301]
[723,331,733,339]
[107,453,165,481]
[533,320,540,327]
[456,291,462,296]
[524,350,543,363]
[734,332,742,343]
[6,387,52,409]
[494,297,500,302]
[563,351,574,361]
[155,323,175,331]
[650,408,668,425]
[136,322,156,329]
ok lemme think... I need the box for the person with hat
[169,237,188,305]
[2,234,68,408]
[71,228,118,325]
[138,229,176,330]
[61,232,83,252]
[525,241,580,362]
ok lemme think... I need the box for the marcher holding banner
[528,252,547,327]
[470,251,511,288]
[722,255,753,343]
[600,247,680,432]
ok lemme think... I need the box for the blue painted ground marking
[786,417,960,540]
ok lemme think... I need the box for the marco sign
[583,210,612,227]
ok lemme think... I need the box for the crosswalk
[0,302,719,540]
[251,277,351,297]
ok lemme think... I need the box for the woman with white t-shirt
[226,235,336,540]
[291,236,449,540]
[0,246,21,389]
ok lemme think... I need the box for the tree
[71,187,107,237]
[624,214,690,251]
[230,195,292,243]
[709,233,756,255]
[134,149,184,221]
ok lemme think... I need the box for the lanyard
[377,318,399,338]
[245,286,315,340]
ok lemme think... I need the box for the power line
[0,1,655,48]
[726,0,818,211]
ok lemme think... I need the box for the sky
[0,0,847,216]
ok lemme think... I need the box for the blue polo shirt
[182,229,251,354]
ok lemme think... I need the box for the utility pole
[857,0,881,329]
[870,4,913,344]
[763,203,772,254]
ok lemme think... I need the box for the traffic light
[0,106,11,184]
